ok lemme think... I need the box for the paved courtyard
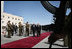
[1,30,68,48]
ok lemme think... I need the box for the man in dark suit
[36,23,41,37]
[11,22,15,36]
[31,23,36,37]
[15,23,18,34]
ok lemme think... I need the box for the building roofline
[3,12,23,18]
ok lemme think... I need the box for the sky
[4,1,71,25]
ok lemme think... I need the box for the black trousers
[19,29,23,36]
[8,30,12,37]
[37,31,41,37]
[26,28,29,36]
[33,30,35,36]
[11,30,14,36]
[15,29,17,34]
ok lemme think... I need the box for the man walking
[36,23,41,37]
[31,23,36,37]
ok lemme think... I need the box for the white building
[1,1,4,33]
[1,12,24,34]
[1,1,24,33]
[1,12,24,26]
[1,1,4,17]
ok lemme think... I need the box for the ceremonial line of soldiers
[3,21,41,38]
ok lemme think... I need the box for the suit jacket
[36,25,41,31]
[31,24,36,31]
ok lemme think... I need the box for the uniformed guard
[26,22,29,36]
[7,21,13,38]
[18,22,23,36]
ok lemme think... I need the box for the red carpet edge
[1,32,50,48]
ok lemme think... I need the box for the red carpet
[1,32,50,48]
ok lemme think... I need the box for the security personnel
[7,21,13,38]
[26,22,29,36]
[31,23,36,37]
[11,22,15,36]
[36,23,41,37]
[15,23,18,34]
[18,22,23,36]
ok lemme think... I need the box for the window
[12,17,14,19]
[21,19,22,21]
[18,19,20,20]
[15,23,17,24]
[3,16,4,18]
[2,26,6,29]
[8,17,10,19]
[2,21,4,23]
[15,18,17,20]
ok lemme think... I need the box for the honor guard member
[18,22,23,36]
[7,21,13,38]
[26,22,29,36]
